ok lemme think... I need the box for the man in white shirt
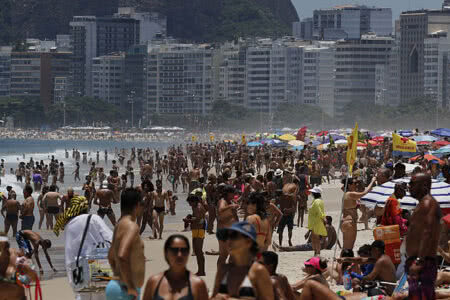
[54,196,113,300]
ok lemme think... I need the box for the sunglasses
[168,247,189,256]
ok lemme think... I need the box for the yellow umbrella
[288,140,305,146]
[279,134,296,141]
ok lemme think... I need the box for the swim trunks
[21,216,34,230]
[277,214,294,233]
[16,231,33,256]
[192,229,205,239]
[6,214,18,223]
[47,206,60,214]
[154,206,165,214]
[405,256,437,300]
[106,280,141,300]
[97,207,114,219]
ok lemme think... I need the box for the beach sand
[38,181,377,299]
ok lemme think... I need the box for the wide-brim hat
[216,221,257,242]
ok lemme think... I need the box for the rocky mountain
[0,0,298,44]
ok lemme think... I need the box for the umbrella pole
[331,174,349,284]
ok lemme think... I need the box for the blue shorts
[106,280,141,300]
[16,231,33,256]
[21,216,35,230]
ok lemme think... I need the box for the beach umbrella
[291,145,304,151]
[247,141,262,147]
[317,144,329,150]
[417,141,432,145]
[434,140,450,147]
[399,130,414,137]
[372,136,385,142]
[361,178,450,210]
[335,139,347,146]
[288,140,305,146]
[410,154,445,165]
[316,131,329,136]
[413,135,438,142]
[432,145,450,157]
[431,128,450,137]
[279,134,296,141]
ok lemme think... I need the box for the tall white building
[424,31,450,108]
[92,53,125,106]
[146,43,213,116]
[299,43,336,117]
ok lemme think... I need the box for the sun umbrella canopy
[316,131,329,136]
[432,145,450,156]
[335,139,348,145]
[372,136,385,142]
[288,140,305,146]
[410,154,445,165]
[399,130,414,137]
[247,141,262,147]
[361,178,450,210]
[413,135,438,142]
[279,134,297,141]
[431,128,450,137]
[434,140,450,147]
[291,145,304,151]
[317,144,329,150]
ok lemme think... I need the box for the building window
[409,46,419,73]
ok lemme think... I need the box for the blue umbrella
[431,128,450,137]
[413,135,438,142]
[432,145,450,157]
[291,145,304,151]
[398,130,414,137]
[247,141,262,147]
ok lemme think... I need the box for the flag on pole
[346,122,358,173]
[392,133,417,157]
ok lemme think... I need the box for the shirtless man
[187,194,207,276]
[341,177,376,250]
[1,195,20,236]
[107,188,145,300]
[153,179,169,239]
[205,174,218,234]
[405,173,442,300]
[43,185,62,229]
[189,167,201,193]
[82,175,95,208]
[15,230,57,274]
[21,185,35,231]
[94,184,117,226]
[276,184,297,246]
[139,183,158,239]
[216,185,239,266]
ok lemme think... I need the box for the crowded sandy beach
[1,126,450,300]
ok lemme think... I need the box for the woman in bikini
[246,192,272,251]
[212,221,274,300]
[142,234,208,300]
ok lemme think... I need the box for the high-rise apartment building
[313,5,392,40]
[399,9,450,105]
[145,43,213,116]
[0,47,12,97]
[10,51,71,110]
[334,34,393,118]
[91,53,125,106]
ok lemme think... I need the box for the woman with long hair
[142,234,208,300]
[212,221,274,300]
[246,192,272,251]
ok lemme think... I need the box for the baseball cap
[304,257,326,272]
[216,221,257,242]
[309,186,322,194]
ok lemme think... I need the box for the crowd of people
[0,138,450,300]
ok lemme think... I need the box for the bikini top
[255,217,268,238]
[153,271,194,300]
[218,268,256,298]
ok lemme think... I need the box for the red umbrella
[411,154,444,165]
[316,131,329,136]
[434,140,450,147]
[417,141,431,145]
[372,136,385,142]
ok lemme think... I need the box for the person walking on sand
[307,187,327,255]
[106,188,145,300]
[186,194,207,276]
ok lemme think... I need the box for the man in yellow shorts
[187,194,206,276]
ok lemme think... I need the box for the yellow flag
[392,133,417,153]
[346,122,358,173]
[191,135,197,142]
[241,134,246,144]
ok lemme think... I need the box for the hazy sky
[292,0,444,19]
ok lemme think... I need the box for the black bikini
[218,267,256,298]
[153,271,194,300]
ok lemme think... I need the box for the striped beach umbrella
[361,178,450,210]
